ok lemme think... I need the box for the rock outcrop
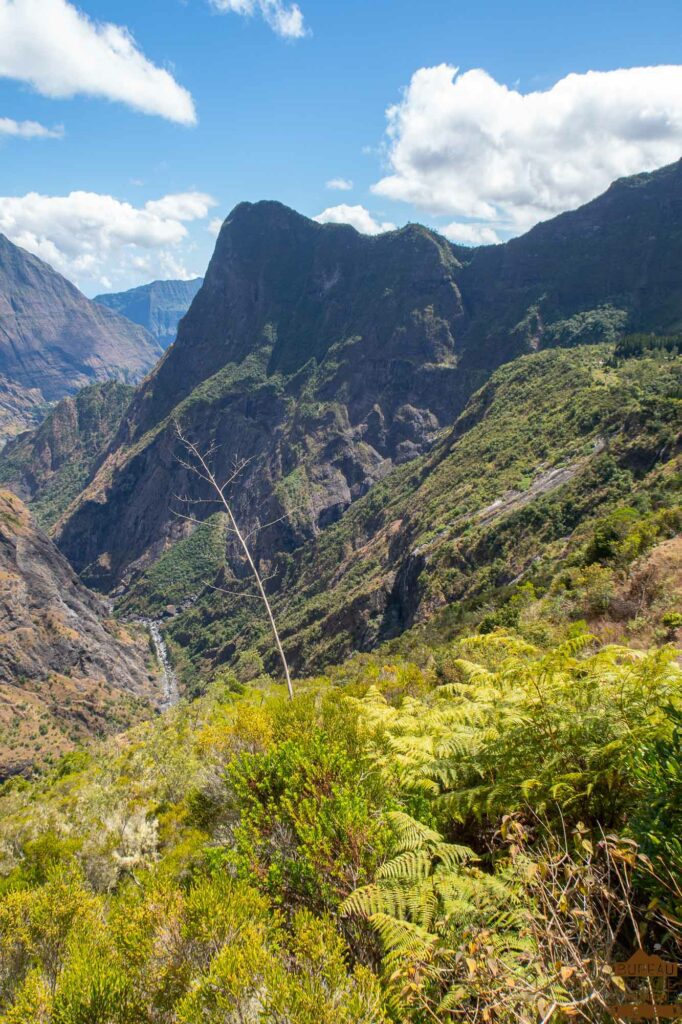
[0,380,134,528]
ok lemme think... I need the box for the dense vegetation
[0,630,680,1021]
[154,343,681,686]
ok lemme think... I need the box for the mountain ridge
[55,161,682,606]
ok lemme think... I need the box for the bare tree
[173,422,294,700]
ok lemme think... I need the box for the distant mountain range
[95,277,203,349]
[0,233,162,443]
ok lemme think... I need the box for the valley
[0,159,679,1024]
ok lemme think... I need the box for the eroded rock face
[0,490,159,776]
[0,375,46,447]
[0,232,162,421]
[56,205,469,590]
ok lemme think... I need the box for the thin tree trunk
[175,426,294,699]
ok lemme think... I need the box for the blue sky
[1,0,682,294]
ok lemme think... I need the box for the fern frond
[377,850,433,880]
[370,913,437,959]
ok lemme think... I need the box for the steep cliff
[57,204,470,589]
[57,163,682,600]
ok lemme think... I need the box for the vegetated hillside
[0,381,134,529]
[0,490,161,777]
[122,344,679,685]
[0,232,162,440]
[56,162,682,599]
[0,631,679,1021]
[95,277,203,350]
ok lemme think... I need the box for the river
[144,619,180,710]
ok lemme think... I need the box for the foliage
[614,332,682,360]
[121,512,228,616]
[0,632,680,1021]
[351,633,682,829]
[228,694,392,912]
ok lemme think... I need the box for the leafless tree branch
[172,420,294,699]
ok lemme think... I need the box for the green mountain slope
[124,344,680,684]
[0,381,134,530]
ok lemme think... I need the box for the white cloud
[0,116,63,138]
[441,221,500,245]
[0,0,196,124]
[314,204,395,235]
[210,0,306,38]
[373,64,682,234]
[207,216,224,236]
[0,189,215,288]
[326,177,353,191]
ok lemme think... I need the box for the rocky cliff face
[0,381,134,528]
[57,204,469,589]
[95,278,203,350]
[0,233,162,431]
[0,490,160,776]
[55,162,682,602]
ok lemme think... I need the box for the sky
[1,0,682,295]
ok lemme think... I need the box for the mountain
[56,203,471,590]
[95,277,204,349]
[54,162,682,682]
[0,380,134,529]
[0,489,161,777]
[0,233,162,439]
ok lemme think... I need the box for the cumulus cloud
[314,204,395,235]
[0,189,215,287]
[0,116,63,138]
[0,0,196,124]
[441,221,500,245]
[210,0,306,38]
[373,64,682,234]
[207,216,224,236]
[326,178,353,191]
